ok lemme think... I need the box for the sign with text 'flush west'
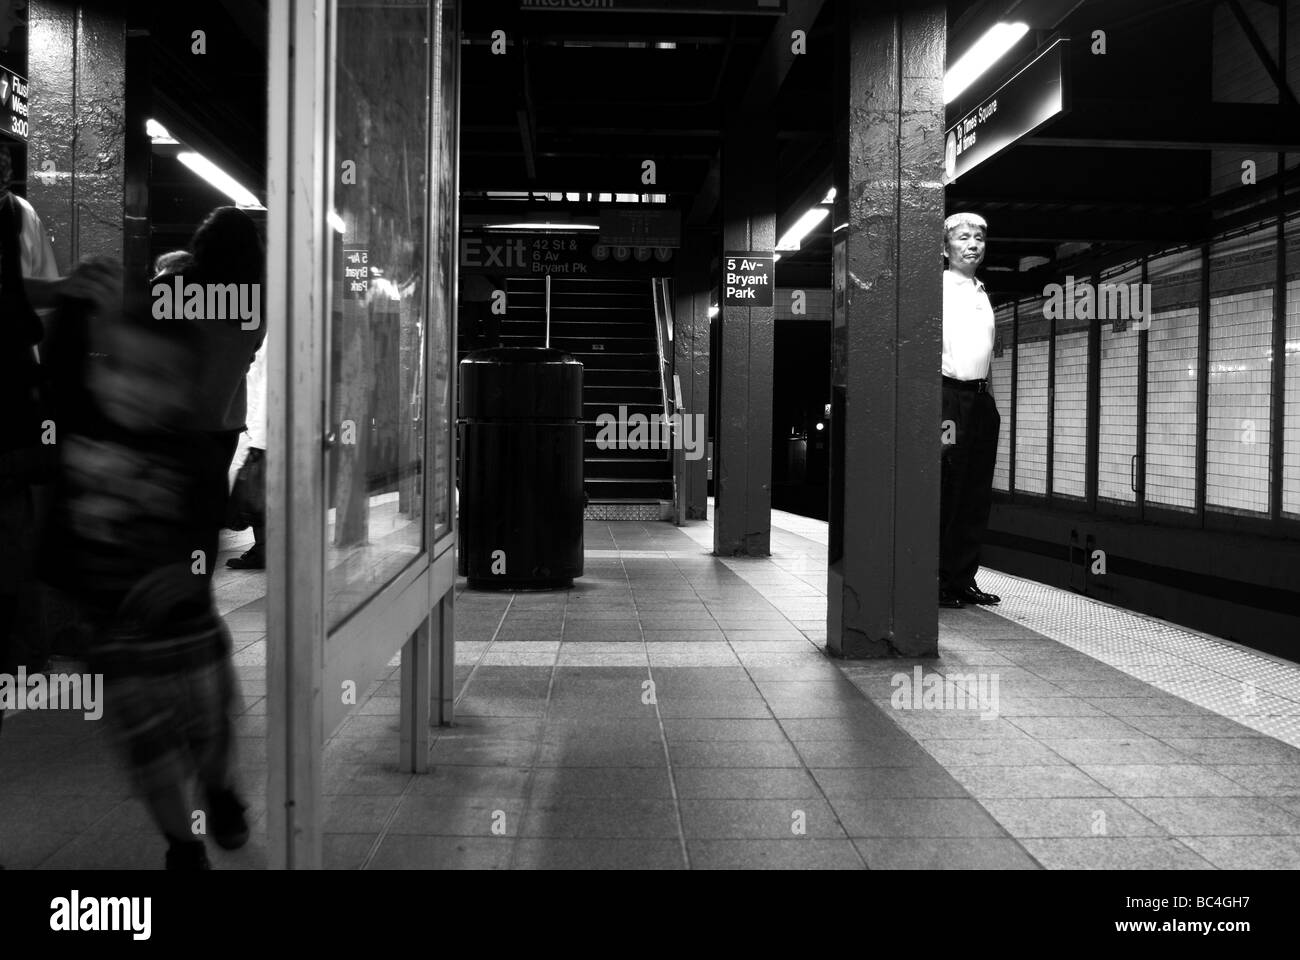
[723,251,774,308]
[0,66,30,142]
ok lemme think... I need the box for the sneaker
[206,787,250,850]
[226,548,264,571]
[165,840,211,870]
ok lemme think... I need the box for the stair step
[461,276,674,508]
[586,458,673,479]
[586,478,674,496]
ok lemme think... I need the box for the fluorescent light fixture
[484,222,599,230]
[371,277,403,302]
[176,151,265,210]
[707,305,719,318]
[822,186,836,204]
[776,206,829,251]
[147,118,178,144]
[944,21,1029,104]
[774,252,781,262]
[328,211,347,234]
[655,41,676,49]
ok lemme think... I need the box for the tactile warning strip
[978,570,1300,748]
[763,510,1300,748]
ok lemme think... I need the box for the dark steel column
[827,0,945,658]
[29,1,128,268]
[715,123,775,557]
[673,229,712,522]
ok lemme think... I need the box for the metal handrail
[650,278,674,424]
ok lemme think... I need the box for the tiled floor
[3,512,1300,869]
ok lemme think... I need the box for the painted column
[28,1,127,270]
[827,0,945,658]
[714,122,775,557]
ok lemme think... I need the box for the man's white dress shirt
[942,268,994,381]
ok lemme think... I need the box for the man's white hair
[944,212,987,238]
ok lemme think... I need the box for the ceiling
[12,0,1293,292]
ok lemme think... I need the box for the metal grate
[584,501,668,521]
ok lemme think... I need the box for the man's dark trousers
[940,378,1000,593]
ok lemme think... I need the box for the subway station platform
[3,511,1300,870]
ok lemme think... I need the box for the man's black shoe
[226,549,264,571]
[957,586,1000,605]
[206,787,250,850]
[165,839,211,870]
[939,590,965,609]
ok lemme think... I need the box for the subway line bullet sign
[723,252,774,307]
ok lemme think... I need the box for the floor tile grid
[612,524,1014,866]
[619,551,695,871]
[356,590,521,867]
[500,594,574,869]
[649,555,872,866]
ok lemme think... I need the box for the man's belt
[943,375,988,394]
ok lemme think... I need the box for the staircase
[458,276,673,514]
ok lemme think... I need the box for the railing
[650,276,681,518]
[650,277,674,425]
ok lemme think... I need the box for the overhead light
[147,118,178,144]
[484,222,599,230]
[774,252,781,262]
[707,305,719,318]
[655,41,676,49]
[371,277,403,302]
[176,151,265,210]
[944,22,1029,104]
[776,207,829,251]
[822,186,836,204]
[328,210,347,234]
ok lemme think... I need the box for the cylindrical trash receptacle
[458,347,584,589]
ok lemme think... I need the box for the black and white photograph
[0,0,1296,940]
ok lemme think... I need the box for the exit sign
[520,0,786,12]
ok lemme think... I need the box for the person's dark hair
[189,206,263,285]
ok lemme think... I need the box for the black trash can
[458,347,584,589]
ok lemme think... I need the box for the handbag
[225,446,266,531]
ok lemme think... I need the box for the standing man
[939,212,1001,609]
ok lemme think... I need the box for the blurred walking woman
[170,207,268,569]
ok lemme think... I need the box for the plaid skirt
[89,567,239,796]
